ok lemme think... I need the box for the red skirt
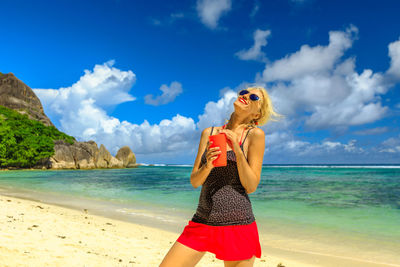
[176,220,262,261]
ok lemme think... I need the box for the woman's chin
[233,101,247,111]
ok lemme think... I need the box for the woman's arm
[191,163,211,189]
[221,127,265,194]
[190,127,216,188]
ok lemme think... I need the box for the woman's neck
[226,113,252,130]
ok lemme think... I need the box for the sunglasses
[238,90,260,101]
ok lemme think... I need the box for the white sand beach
[0,194,312,267]
[1,193,399,267]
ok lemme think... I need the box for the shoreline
[0,193,290,267]
[1,192,400,266]
[0,166,140,171]
[2,163,400,172]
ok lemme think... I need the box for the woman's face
[233,89,263,120]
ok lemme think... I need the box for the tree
[0,105,75,168]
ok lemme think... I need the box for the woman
[160,86,280,267]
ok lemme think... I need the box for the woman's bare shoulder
[201,126,222,137]
[201,127,212,137]
[249,127,265,140]
[252,126,265,134]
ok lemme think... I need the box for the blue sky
[1,0,400,164]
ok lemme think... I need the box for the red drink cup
[209,133,227,167]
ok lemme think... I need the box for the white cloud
[379,147,400,153]
[171,13,184,19]
[150,18,161,26]
[322,141,342,151]
[236,29,271,62]
[33,62,197,160]
[150,12,185,27]
[196,0,231,29]
[379,135,400,153]
[304,69,388,128]
[250,1,260,18]
[145,81,183,106]
[263,130,365,161]
[34,60,136,120]
[32,62,237,162]
[353,127,389,136]
[32,31,400,163]
[258,26,392,130]
[263,26,358,81]
[196,89,237,129]
[261,119,398,163]
[386,37,400,80]
[344,139,362,152]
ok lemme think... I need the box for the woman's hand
[219,129,240,152]
[205,141,221,169]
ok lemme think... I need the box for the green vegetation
[0,105,75,168]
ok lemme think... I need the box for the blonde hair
[246,86,282,126]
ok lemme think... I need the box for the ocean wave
[136,163,400,168]
[116,208,178,223]
[136,163,167,167]
[167,164,192,167]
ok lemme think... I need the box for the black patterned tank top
[191,126,256,226]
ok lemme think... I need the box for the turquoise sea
[1,165,400,266]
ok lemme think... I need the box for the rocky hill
[0,72,136,170]
[0,72,54,127]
